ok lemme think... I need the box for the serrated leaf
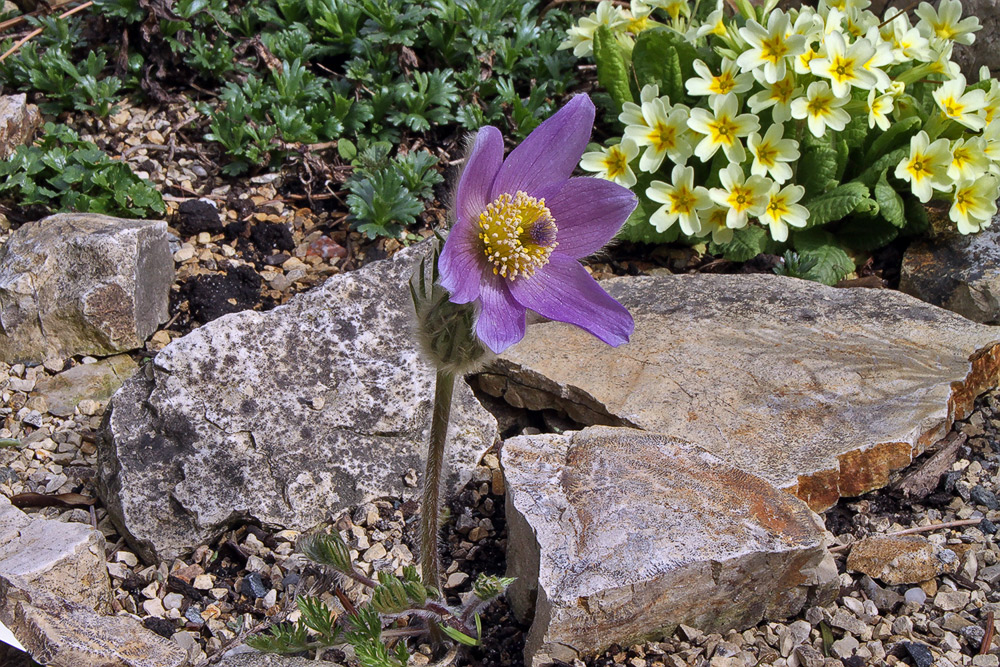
[874,172,905,228]
[842,113,869,151]
[719,225,768,262]
[857,148,907,188]
[864,116,921,163]
[834,139,849,182]
[798,145,839,199]
[790,229,855,285]
[803,182,869,228]
[593,25,632,113]
[631,27,697,103]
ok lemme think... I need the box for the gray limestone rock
[0,495,110,613]
[98,244,497,563]
[951,0,1000,79]
[900,221,1000,324]
[503,426,837,667]
[0,576,187,667]
[31,354,138,417]
[0,94,40,159]
[216,653,328,667]
[0,213,173,364]
[480,274,1000,512]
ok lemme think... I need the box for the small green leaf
[874,171,905,228]
[865,116,921,163]
[338,138,357,161]
[857,148,908,187]
[631,27,697,103]
[791,229,855,285]
[719,225,768,262]
[803,181,870,228]
[593,25,633,113]
[440,624,480,647]
[0,438,20,448]
[798,145,838,199]
[838,215,899,251]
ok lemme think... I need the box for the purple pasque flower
[438,94,638,354]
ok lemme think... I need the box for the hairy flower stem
[421,369,455,595]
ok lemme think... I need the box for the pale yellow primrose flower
[647,165,712,236]
[760,183,809,242]
[686,58,754,99]
[618,84,661,128]
[748,70,799,123]
[687,93,759,163]
[894,130,951,203]
[698,205,734,244]
[624,97,693,172]
[915,0,981,46]
[736,10,806,84]
[695,9,728,39]
[747,124,799,184]
[559,0,630,57]
[709,163,771,230]
[950,176,1000,234]
[933,75,987,131]
[810,31,877,97]
[790,81,850,137]
[984,121,1000,171]
[980,78,1000,126]
[865,89,893,130]
[580,138,640,187]
[878,13,931,63]
[946,137,990,182]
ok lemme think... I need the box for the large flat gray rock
[900,220,1000,324]
[480,274,1000,511]
[0,213,172,364]
[503,426,837,666]
[98,244,498,562]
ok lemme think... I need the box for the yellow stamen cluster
[478,191,558,281]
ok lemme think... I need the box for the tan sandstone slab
[481,274,1000,511]
[503,426,837,667]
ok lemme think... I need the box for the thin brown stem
[829,518,983,552]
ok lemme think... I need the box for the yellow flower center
[772,78,796,104]
[806,95,832,117]
[941,96,964,118]
[650,121,677,152]
[767,196,789,218]
[831,55,856,82]
[603,147,629,180]
[954,189,970,215]
[760,36,789,64]
[711,72,737,95]
[478,191,558,281]
[756,142,777,168]
[709,116,738,145]
[670,187,697,214]
[935,24,957,40]
[728,185,754,212]
[908,155,930,180]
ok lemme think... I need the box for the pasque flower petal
[533,177,637,259]
[456,126,504,225]
[507,253,634,347]
[491,94,595,198]
[438,216,484,304]
[475,276,527,354]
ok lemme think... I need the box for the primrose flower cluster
[565,0,1000,255]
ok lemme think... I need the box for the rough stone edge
[484,341,1000,512]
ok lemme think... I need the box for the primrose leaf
[873,171,905,228]
[803,181,870,228]
[593,25,632,113]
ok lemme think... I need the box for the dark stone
[180,264,261,324]
[0,466,17,485]
[175,199,223,237]
[281,572,300,589]
[184,606,204,626]
[241,572,267,599]
[860,574,903,613]
[249,222,294,253]
[942,470,963,494]
[142,615,176,639]
[842,657,865,667]
[264,253,290,266]
[980,518,997,535]
[903,642,934,667]
[970,485,1000,510]
[960,624,986,645]
[223,220,247,240]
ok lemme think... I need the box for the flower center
[478,191,558,281]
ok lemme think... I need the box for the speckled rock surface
[0,577,187,667]
[480,274,1000,511]
[502,426,837,667]
[98,243,498,563]
[0,495,110,614]
[31,354,138,417]
[846,535,959,585]
[216,653,330,667]
[951,0,1000,79]
[900,222,1000,324]
[0,213,173,364]
[0,94,40,159]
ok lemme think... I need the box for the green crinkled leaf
[837,215,900,251]
[874,171,905,228]
[842,113,869,151]
[790,229,855,285]
[593,25,632,113]
[798,145,839,199]
[864,116,921,163]
[803,181,869,228]
[631,27,697,103]
[834,139,849,182]
[718,225,768,262]
[857,147,907,187]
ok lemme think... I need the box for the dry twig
[830,518,984,552]
[0,0,93,63]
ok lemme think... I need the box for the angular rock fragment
[846,535,958,585]
[482,274,1000,511]
[900,223,1000,324]
[0,213,173,364]
[0,576,187,667]
[503,426,837,667]
[0,495,110,613]
[0,94,40,159]
[98,244,497,562]
[216,653,323,667]
[31,354,137,417]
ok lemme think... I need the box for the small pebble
[904,587,927,605]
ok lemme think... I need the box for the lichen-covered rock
[503,426,837,667]
[900,222,1000,324]
[481,274,1000,511]
[952,0,1000,79]
[0,94,40,159]
[98,243,497,563]
[0,495,110,614]
[0,213,172,364]
[0,576,187,667]
[846,535,959,585]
